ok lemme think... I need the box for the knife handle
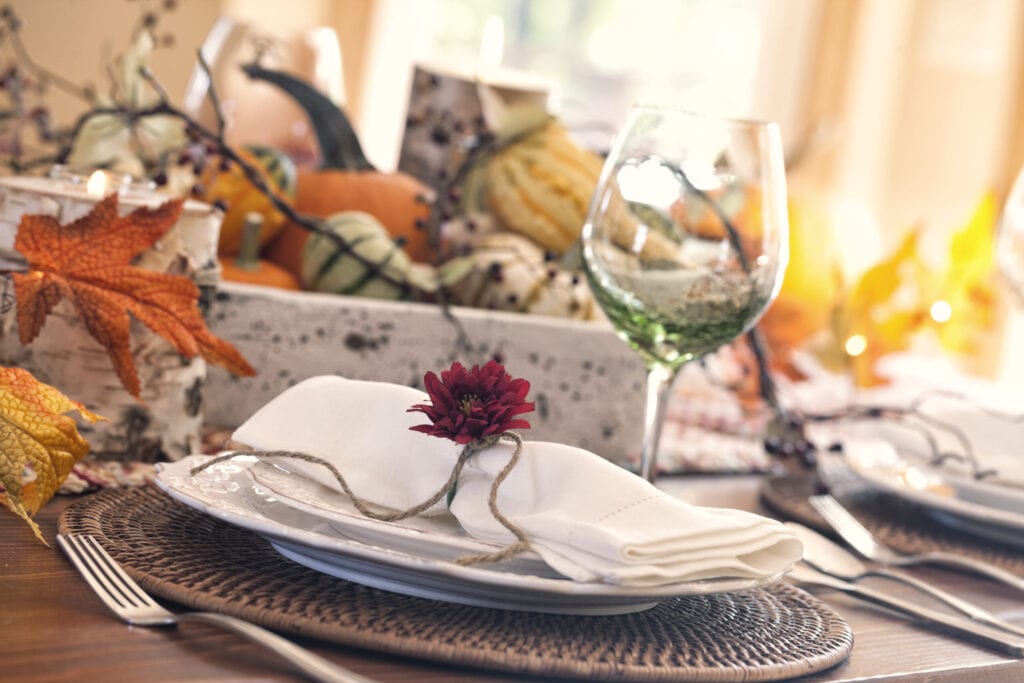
[836,580,1024,656]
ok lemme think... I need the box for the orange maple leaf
[12,193,255,398]
[0,366,105,543]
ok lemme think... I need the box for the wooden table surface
[3,475,1023,683]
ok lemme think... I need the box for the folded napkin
[232,376,802,586]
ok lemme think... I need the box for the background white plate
[824,446,1024,549]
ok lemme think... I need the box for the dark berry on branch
[492,351,505,364]
[447,187,461,203]
[430,126,451,145]
[763,435,784,456]
[465,219,476,232]
[153,172,168,186]
[190,183,204,196]
[211,198,228,212]
[413,218,427,231]
[219,158,231,172]
[827,442,844,453]
[394,236,408,247]
[161,34,175,48]
[799,450,818,469]
[177,151,192,166]
[506,293,518,305]
[141,12,158,28]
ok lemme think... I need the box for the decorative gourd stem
[241,63,375,172]
[234,213,263,271]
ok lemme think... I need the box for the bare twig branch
[196,52,225,137]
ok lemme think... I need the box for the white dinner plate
[155,454,781,615]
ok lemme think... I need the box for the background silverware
[788,563,1024,656]
[809,494,1024,593]
[786,522,1024,637]
[58,534,378,683]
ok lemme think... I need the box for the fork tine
[57,534,128,614]
[58,535,152,612]
[79,535,159,608]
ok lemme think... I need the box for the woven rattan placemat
[60,486,853,682]
[761,474,1024,574]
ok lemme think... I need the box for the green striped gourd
[301,211,435,299]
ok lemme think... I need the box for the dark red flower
[408,360,534,444]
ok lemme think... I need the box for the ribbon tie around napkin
[232,376,802,587]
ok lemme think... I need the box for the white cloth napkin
[232,375,802,586]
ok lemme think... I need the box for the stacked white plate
[155,454,780,615]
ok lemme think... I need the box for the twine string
[190,432,529,566]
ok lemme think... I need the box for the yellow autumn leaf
[0,367,105,543]
[934,193,999,354]
[832,229,936,386]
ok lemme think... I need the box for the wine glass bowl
[581,106,789,481]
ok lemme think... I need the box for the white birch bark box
[204,282,647,464]
[0,175,222,462]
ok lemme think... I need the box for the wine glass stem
[639,364,677,483]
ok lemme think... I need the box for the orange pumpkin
[244,64,434,276]
[219,256,301,290]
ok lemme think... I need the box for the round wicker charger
[761,474,1024,574]
[61,486,853,682]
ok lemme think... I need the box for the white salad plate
[155,454,781,615]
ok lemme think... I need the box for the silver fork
[808,494,1024,594]
[57,534,378,683]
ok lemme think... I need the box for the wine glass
[996,164,1024,305]
[581,105,789,482]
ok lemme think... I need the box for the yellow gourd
[483,122,604,254]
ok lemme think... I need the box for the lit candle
[86,169,110,197]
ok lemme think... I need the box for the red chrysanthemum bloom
[408,360,535,444]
